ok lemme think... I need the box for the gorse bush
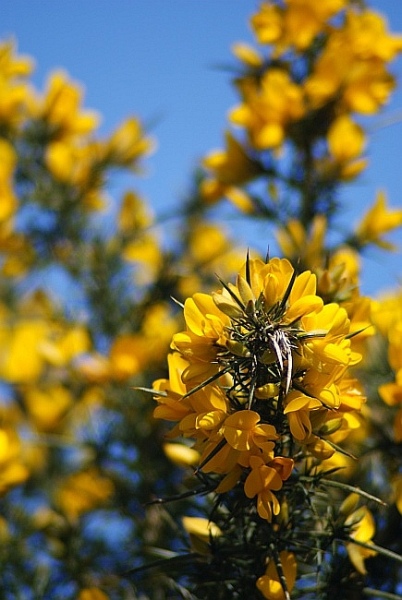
[1,1,402,599]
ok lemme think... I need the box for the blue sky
[2,1,402,297]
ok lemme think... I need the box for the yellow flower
[250,3,284,47]
[256,551,297,600]
[201,131,259,211]
[55,468,114,522]
[77,588,109,600]
[230,69,305,149]
[392,474,402,515]
[23,385,72,433]
[156,255,364,507]
[171,292,231,381]
[345,505,377,574]
[326,114,367,180]
[163,443,200,467]
[232,43,263,68]
[0,319,49,383]
[33,70,99,139]
[0,139,17,222]
[276,215,327,271]
[105,117,155,167]
[0,40,33,79]
[221,410,278,454]
[305,9,402,114]
[244,455,293,521]
[0,41,33,128]
[283,0,347,51]
[355,190,402,250]
[182,516,222,555]
[122,232,162,284]
[0,428,29,496]
[117,190,153,233]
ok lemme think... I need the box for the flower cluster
[201,0,402,211]
[154,256,365,522]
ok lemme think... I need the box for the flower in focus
[244,455,293,521]
[155,255,364,518]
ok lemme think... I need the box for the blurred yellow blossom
[77,588,109,600]
[182,516,222,554]
[230,69,305,149]
[0,139,17,222]
[201,131,259,210]
[305,9,402,114]
[0,428,29,496]
[105,117,155,168]
[163,443,200,467]
[56,468,114,522]
[0,40,33,128]
[355,191,402,250]
[23,385,73,433]
[31,70,99,139]
[117,190,152,233]
[345,504,377,574]
[392,474,402,515]
[326,114,367,180]
[256,550,297,600]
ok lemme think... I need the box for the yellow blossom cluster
[374,290,402,455]
[154,256,366,522]
[201,0,402,210]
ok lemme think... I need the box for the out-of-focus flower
[22,385,72,433]
[77,588,110,600]
[251,0,346,53]
[31,70,99,139]
[0,40,33,128]
[325,115,367,180]
[276,215,327,271]
[0,428,29,495]
[305,9,402,114]
[104,117,155,168]
[392,474,402,515]
[256,550,297,600]
[0,139,17,223]
[55,468,114,523]
[122,232,162,284]
[117,190,153,233]
[163,443,200,467]
[230,69,305,149]
[344,503,377,574]
[355,191,402,250]
[232,42,263,68]
[201,131,259,211]
[182,516,222,555]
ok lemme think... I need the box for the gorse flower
[154,255,365,521]
[256,550,297,600]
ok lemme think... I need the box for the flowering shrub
[1,1,402,599]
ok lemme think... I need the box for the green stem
[302,476,387,506]
[346,538,402,565]
[363,588,402,600]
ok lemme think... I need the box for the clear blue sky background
[2,1,402,297]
